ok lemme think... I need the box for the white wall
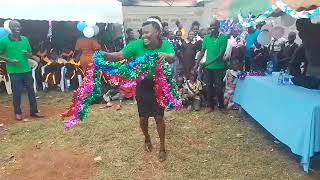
[122,6,203,36]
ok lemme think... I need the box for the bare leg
[155,116,166,161]
[140,117,152,151]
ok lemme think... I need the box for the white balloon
[83,27,95,38]
[281,14,296,27]
[85,17,96,27]
[311,16,320,24]
[92,25,99,35]
[271,26,285,39]
[257,31,272,46]
[4,20,11,34]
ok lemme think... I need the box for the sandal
[159,150,166,162]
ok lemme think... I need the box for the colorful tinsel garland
[61,51,182,128]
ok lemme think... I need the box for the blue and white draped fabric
[238,0,320,27]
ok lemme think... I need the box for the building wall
[122,6,204,35]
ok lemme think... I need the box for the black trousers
[204,69,225,109]
[245,57,251,71]
[9,72,38,115]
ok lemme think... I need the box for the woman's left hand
[158,53,168,62]
[200,62,208,68]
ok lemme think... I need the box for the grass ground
[0,92,319,179]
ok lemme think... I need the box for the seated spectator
[275,32,298,71]
[61,47,74,61]
[42,49,65,91]
[251,41,269,71]
[65,51,84,91]
[182,71,202,111]
[102,87,125,111]
[100,75,135,111]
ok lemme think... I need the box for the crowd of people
[157,19,304,112]
[0,17,309,112]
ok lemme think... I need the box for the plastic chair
[0,74,12,94]
[41,64,65,92]
[28,59,38,93]
[0,60,12,94]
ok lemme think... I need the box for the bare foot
[99,103,113,109]
[144,141,152,152]
[116,105,122,111]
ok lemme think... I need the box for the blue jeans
[9,72,38,115]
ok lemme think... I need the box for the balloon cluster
[61,52,182,128]
[0,20,12,39]
[76,18,99,38]
[239,1,320,28]
[238,71,266,80]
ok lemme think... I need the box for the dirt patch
[1,145,97,180]
[0,98,65,126]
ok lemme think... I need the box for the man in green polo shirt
[194,20,227,113]
[0,20,44,120]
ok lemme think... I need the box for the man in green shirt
[194,20,227,113]
[0,20,43,120]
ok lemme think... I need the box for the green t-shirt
[202,33,227,70]
[121,39,175,79]
[0,35,32,74]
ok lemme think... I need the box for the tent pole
[122,23,126,46]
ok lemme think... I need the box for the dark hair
[209,20,220,27]
[191,21,200,28]
[175,30,182,35]
[142,16,162,32]
[73,50,82,58]
[175,20,180,26]
[162,22,168,27]
[188,31,195,35]
[126,28,133,35]
[49,48,58,55]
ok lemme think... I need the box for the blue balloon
[77,22,87,32]
[0,27,8,38]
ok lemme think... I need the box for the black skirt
[136,79,164,118]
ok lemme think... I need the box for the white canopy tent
[0,0,123,24]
